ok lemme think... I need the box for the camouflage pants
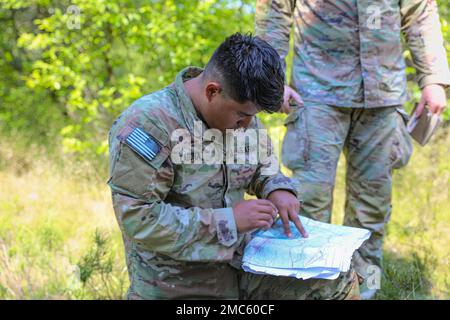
[126,259,240,299]
[281,103,412,281]
[238,269,360,300]
[126,254,360,299]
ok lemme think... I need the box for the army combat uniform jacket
[107,67,296,299]
[255,0,450,108]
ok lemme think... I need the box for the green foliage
[37,220,64,251]
[72,229,127,299]
[378,251,434,300]
[0,0,449,156]
[0,1,67,146]
[0,0,254,156]
[437,1,450,121]
[74,229,128,299]
[77,229,113,284]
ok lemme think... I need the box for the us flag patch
[125,127,161,161]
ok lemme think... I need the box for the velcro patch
[125,127,161,162]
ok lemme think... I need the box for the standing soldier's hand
[416,84,447,116]
[232,199,278,233]
[280,85,303,114]
[267,190,308,238]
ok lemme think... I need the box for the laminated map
[242,216,371,280]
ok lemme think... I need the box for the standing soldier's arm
[401,0,450,89]
[108,121,238,263]
[255,0,296,72]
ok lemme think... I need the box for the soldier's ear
[205,82,222,102]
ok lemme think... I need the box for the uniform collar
[174,66,208,134]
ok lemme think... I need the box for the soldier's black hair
[203,32,285,113]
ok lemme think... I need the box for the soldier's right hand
[281,85,303,114]
[232,199,278,233]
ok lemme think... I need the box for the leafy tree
[0,0,254,156]
[0,0,448,157]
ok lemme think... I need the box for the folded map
[242,216,371,280]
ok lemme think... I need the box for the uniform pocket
[281,107,309,170]
[109,142,172,200]
[390,107,413,170]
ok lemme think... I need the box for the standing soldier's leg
[343,106,412,298]
[282,103,350,223]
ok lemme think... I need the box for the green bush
[2,0,447,156]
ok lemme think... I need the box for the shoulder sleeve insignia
[125,127,161,161]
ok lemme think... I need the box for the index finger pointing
[289,208,308,238]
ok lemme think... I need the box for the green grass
[0,127,449,299]
[0,143,128,299]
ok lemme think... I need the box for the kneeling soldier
[108,33,359,300]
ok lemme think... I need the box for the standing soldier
[108,33,359,299]
[255,0,450,299]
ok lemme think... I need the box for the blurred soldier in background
[255,0,450,299]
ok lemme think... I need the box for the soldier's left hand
[267,190,308,238]
[417,84,447,116]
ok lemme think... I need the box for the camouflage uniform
[108,67,360,299]
[256,0,450,283]
[239,267,360,300]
